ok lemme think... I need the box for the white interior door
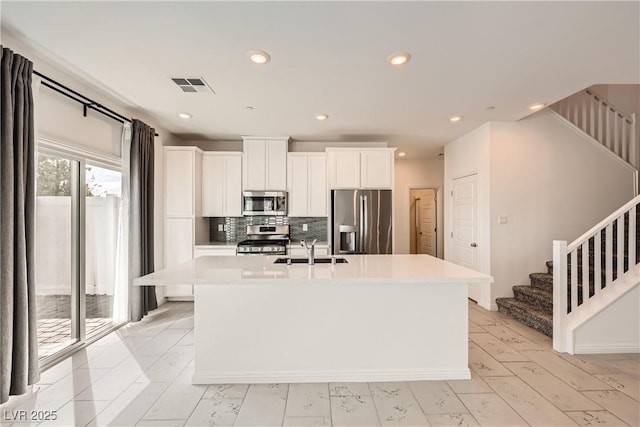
[410,189,437,256]
[452,174,480,301]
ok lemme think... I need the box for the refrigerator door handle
[362,194,368,254]
[359,195,364,254]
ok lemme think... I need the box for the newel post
[552,240,569,353]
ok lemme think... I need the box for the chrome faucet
[300,239,317,265]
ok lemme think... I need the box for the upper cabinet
[326,148,395,189]
[202,152,242,217]
[165,147,199,217]
[360,150,394,189]
[242,137,288,191]
[287,153,327,217]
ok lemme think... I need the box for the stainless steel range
[236,225,290,255]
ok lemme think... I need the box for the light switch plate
[218,224,224,231]
[498,216,508,224]
[303,224,308,231]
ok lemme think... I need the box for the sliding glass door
[35,144,126,362]
[35,153,81,359]
[84,164,123,339]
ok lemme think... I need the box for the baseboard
[192,368,471,384]
[574,343,640,354]
[156,295,167,306]
[166,296,194,302]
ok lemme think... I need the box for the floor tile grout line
[365,382,384,427]
[455,391,529,427]
[404,379,434,425]
[326,382,333,427]
[499,360,609,413]
[478,378,535,427]
[230,385,249,427]
[509,354,618,395]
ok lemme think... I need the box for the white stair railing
[553,195,639,353]
[551,89,637,169]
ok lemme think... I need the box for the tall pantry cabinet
[163,146,207,300]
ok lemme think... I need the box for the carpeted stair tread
[529,272,553,291]
[495,298,552,337]
[512,285,553,314]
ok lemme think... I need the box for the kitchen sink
[274,257,348,264]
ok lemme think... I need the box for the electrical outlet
[302,224,308,231]
[218,224,224,231]
[498,216,508,224]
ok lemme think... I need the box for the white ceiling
[2,1,639,158]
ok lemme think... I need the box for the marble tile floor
[37,318,114,359]
[2,301,638,427]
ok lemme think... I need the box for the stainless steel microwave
[242,191,287,216]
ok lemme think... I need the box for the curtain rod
[33,70,159,137]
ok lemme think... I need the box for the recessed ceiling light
[398,152,406,157]
[529,102,546,111]
[178,113,192,119]
[249,51,271,64]
[315,114,329,121]
[449,115,463,123]
[388,52,411,66]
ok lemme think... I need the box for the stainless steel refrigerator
[331,189,392,255]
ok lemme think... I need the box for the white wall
[394,159,444,257]
[445,111,637,310]
[489,110,636,303]
[444,124,492,308]
[574,286,640,353]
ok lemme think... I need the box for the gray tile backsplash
[209,217,327,242]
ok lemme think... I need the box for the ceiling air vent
[171,77,215,94]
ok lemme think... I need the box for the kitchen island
[135,254,492,384]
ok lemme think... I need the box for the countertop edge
[135,276,493,286]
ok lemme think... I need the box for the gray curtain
[130,119,157,321]
[0,46,40,404]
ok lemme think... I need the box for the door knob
[470,243,478,247]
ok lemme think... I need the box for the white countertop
[135,254,493,286]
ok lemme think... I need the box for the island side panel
[193,281,470,383]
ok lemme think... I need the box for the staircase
[496,203,640,338]
[496,269,554,337]
[496,88,639,345]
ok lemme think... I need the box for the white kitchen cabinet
[361,150,394,189]
[327,150,360,189]
[164,218,195,298]
[326,148,395,189]
[194,245,237,258]
[242,137,288,191]
[202,152,242,217]
[287,153,327,217]
[165,148,195,216]
[164,146,207,300]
